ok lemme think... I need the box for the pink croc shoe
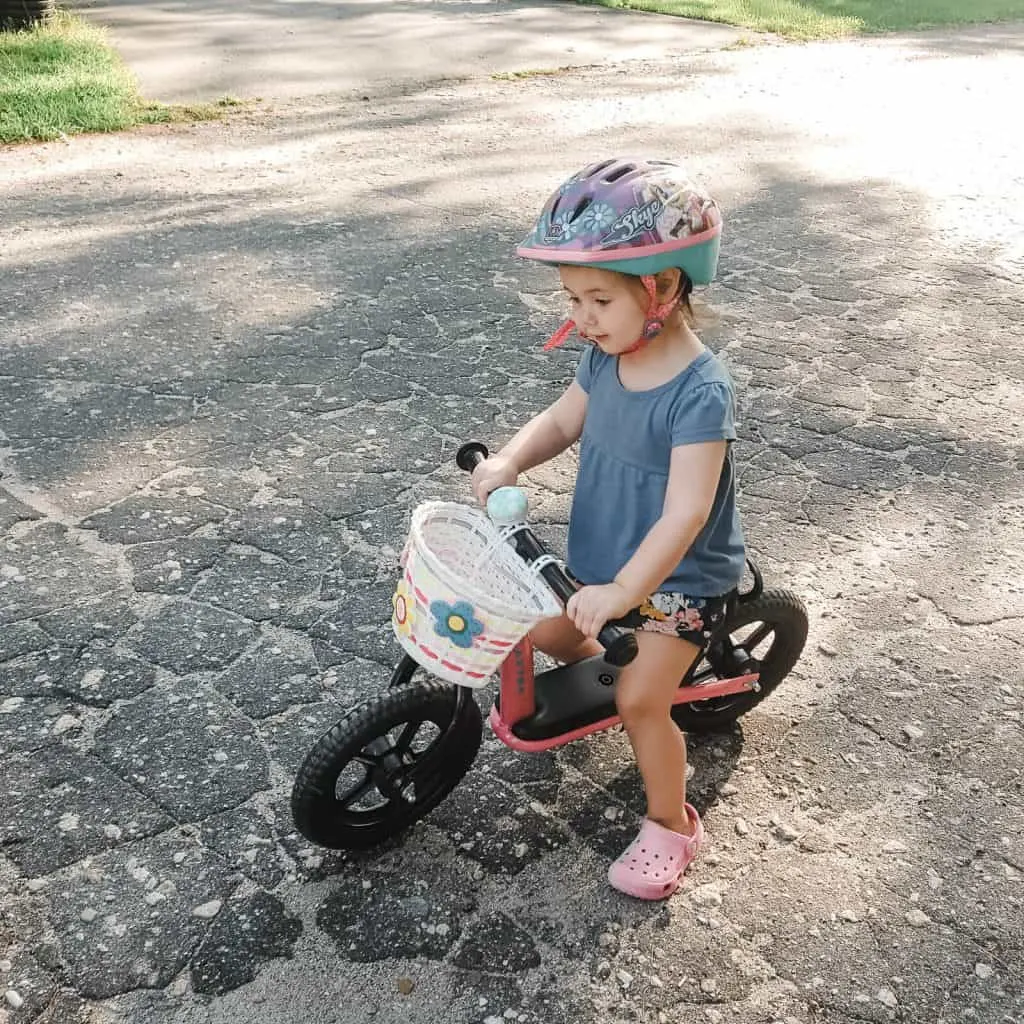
[608,803,704,900]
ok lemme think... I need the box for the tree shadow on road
[2,83,1023,1020]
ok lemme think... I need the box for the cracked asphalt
[1,4,1023,1023]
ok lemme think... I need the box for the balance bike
[291,442,808,849]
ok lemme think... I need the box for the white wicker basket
[391,502,561,686]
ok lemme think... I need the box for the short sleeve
[670,382,737,446]
[575,346,598,393]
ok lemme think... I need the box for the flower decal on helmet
[544,210,581,245]
[392,579,416,637]
[430,600,484,649]
[578,201,617,237]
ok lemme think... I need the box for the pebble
[513,843,529,858]
[5,990,23,1010]
[397,978,414,995]
[905,908,930,927]
[80,908,98,923]
[700,978,718,995]
[718,782,739,797]
[839,908,859,923]
[595,960,611,979]
[144,891,166,906]
[818,642,838,657]
[882,839,907,854]
[734,818,750,836]
[876,987,898,1008]
[974,963,994,980]
[191,900,223,919]
[53,714,80,736]
[902,724,924,741]
[691,884,724,908]
[598,932,616,949]
[616,970,633,989]
[103,825,123,841]
[775,823,800,842]
[0,961,10,972]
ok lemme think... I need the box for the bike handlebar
[456,441,638,668]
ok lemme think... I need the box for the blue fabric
[568,346,746,597]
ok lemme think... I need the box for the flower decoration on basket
[392,579,415,637]
[430,600,485,649]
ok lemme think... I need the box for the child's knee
[530,616,595,663]
[615,684,662,724]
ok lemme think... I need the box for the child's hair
[624,268,697,326]
[675,272,696,326]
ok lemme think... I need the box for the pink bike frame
[489,637,760,753]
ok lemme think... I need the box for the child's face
[558,265,648,355]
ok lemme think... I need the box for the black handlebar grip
[597,625,639,667]
[456,442,489,472]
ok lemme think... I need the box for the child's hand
[471,454,519,506]
[566,583,634,639]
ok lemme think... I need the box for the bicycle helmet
[517,158,722,351]
[517,157,722,283]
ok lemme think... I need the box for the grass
[0,12,236,144]
[580,0,1024,39]
[491,66,578,80]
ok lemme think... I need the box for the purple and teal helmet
[516,157,722,284]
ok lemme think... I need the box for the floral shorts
[610,591,730,649]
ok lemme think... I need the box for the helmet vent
[603,164,634,183]
[571,196,592,221]
[585,160,616,178]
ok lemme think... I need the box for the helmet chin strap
[542,275,679,352]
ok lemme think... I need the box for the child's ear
[655,268,682,303]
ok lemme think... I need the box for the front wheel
[290,677,483,849]
[672,588,808,734]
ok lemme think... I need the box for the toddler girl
[472,158,745,900]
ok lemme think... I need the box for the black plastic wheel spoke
[337,771,379,809]
[392,718,427,757]
[741,623,773,652]
[405,735,451,785]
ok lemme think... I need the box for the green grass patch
[579,0,1024,40]
[492,66,577,80]
[0,12,232,143]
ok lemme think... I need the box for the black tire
[0,1,55,29]
[290,678,483,849]
[672,589,808,734]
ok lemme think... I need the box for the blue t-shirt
[568,346,746,598]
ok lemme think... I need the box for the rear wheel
[290,678,483,849]
[672,589,808,734]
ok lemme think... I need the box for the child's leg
[530,614,603,665]
[614,631,702,835]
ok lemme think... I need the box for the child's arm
[567,440,728,638]
[471,382,588,504]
